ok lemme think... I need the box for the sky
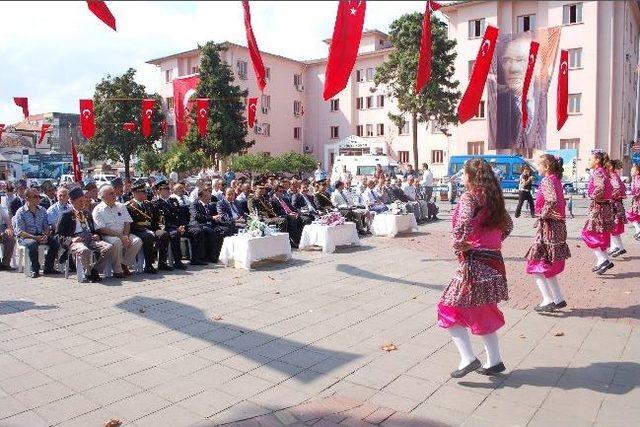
[0,0,442,125]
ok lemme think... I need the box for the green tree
[136,148,165,176]
[229,153,271,181]
[374,12,460,169]
[82,68,165,179]
[164,144,209,174]
[269,152,316,176]
[183,42,254,159]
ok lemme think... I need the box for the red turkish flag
[242,1,267,92]
[79,99,95,139]
[416,0,442,93]
[13,97,29,118]
[37,124,51,145]
[141,99,155,138]
[71,139,82,183]
[557,49,569,131]
[521,41,539,128]
[247,97,258,128]
[123,122,137,132]
[172,75,200,142]
[86,1,116,31]
[323,1,366,100]
[196,99,209,137]
[457,25,499,124]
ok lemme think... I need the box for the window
[261,95,270,113]
[330,126,339,139]
[366,96,374,109]
[569,93,581,114]
[398,151,410,163]
[265,67,271,80]
[517,14,536,33]
[293,100,302,116]
[399,120,409,135]
[166,97,174,110]
[330,99,339,112]
[164,69,173,83]
[376,95,385,108]
[563,3,583,25]
[431,150,444,165]
[356,69,364,82]
[467,141,485,155]
[560,138,580,157]
[356,125,364,137]
[191,66,200,74]
[468,60,475,80]
[294,74,303,88]
[430,120,443,134]
[568,48,582,69]
[366,124,374,137]
[356,97,364,110]
[468,18,485,38]
[376,123,384,136]
[237,60,248,79]
[474,101,486,119]
[294,127,301,140]
[365,67,375,81]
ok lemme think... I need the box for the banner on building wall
[488,26,561,151]
[172,75,200,141]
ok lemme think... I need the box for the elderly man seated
[189,187,235,264]
[46,187,71,226]
[402,176,428,222]
[361,179,389,214]
[291,182,320,220]
[313,181,334,212]
[216,187,246,228]
[14,188,61,278]
[271,184,308,247]
[388,178,422,224]
[0,204,16,271]
[330,181,371,234]
[56,188,116,282]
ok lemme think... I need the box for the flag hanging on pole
[86,0,116,31]
[557,49,569,131]
[172,75,200,142]
[242,1,267,92]
[247,97,258,128]
[13,97,29,118]
[37,124,51,145]
[415,0,442,93]
[141,99,155,138]
[79,99,95,139]
[457,25,499,124]
[196,99,209,137]
[323,0,366,100]
[521,41,539,128]
[71,138,82,183]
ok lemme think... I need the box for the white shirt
[402,183,417,201]
[331,189,349,207]
[189,187,200,203]
[343,188,359,205]
[92,201,133,234]
[420,169,434,187]
[361,188,379,207]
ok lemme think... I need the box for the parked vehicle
[92,174,118,188]
[447,155,542,193]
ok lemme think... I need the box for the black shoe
[28,271,40,278]
[534,303,557,313]
[144,266,158,274]
[635,232,640,241]
[608,248,621,257]
[174,262,187,270]
[158,263,174,271]
[43,268,62,275]
[596,261,614,275]
[89,269,102,282]
[190,260,207,266]
[451,358,481,378]
[554,300,567,309]
[476,362,506,376]
[611,249,626,258]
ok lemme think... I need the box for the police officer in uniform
[153,180,187,270]
[126,182,171,273]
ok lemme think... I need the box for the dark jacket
[126,199,161,232]
[153,197,183,230]
[216,198,242,224]
[235,196,249,217]
[291,193,318,211]
[270,196,296,217]
[39,195,56,210]
[55,209,98,248]
[9,197,24,217]
[189,200,218,227]
[313,192,333,211]
[248,195,277,219]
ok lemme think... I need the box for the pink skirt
[611,222,625,237]
[581,229,611,250]
[526,259,565,278]
[437,302,504,335]
[627,211,640,222]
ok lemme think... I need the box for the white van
[330,154,400,182]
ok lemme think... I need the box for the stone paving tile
[100,390,172,422]
[12,381,75,410]
[177,388,241,418]
[0,409,50,427]
[33,393,100,425]
[82,378,143,406]
[134,403,203,427]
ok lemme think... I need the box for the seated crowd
[0,168,437,282]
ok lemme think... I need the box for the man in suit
[126,182,171,273]
[331,181,371,234]
[234,183,251,217]
[39,181,57,209]
[189,187,234,264]
[271,184,307,247]
[248,185,287,232]
[9,179,27,217]
[292,182,320,220]
[153,180,187,270]
[56,187,116,282]
[313,180,333,212]
[216,187,246,228]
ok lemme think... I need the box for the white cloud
[0,0,428,124]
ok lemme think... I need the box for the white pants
[102,235,143,272]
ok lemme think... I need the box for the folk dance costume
[608,171,628,256]
[437,191,512,377]
[581,167,615,273]
[626,174,640,239]
[525,175,571,311]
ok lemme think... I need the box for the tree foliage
[374,12,460,168]
[82,68,165,179]
[229,152,316,179]
[136,148,165,175]
[183,42,253,158]
[164,143,209,174]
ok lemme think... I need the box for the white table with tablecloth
[219,232,291,269]
[371,213,418,237]
[298,222,361,253]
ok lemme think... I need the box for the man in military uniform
[247,184,287,233]
[126,182,171,273]
[153,180,187,270]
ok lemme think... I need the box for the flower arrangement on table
[244,214,275,238]
[314,211,345,226]
[389,201,408,215]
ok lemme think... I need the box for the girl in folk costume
[581,150,616,274]
[437,159,513,378]
[525,155,571,313]
[607,159,628,257]
[627,164,640,240]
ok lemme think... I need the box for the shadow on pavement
[116,296,359,382]
[336,264,443,291]
[0,300,58,314]
[538,305,640,321]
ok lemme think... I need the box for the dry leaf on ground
[213,315,223,321]
[104,420,122,427]
[553,331,565,337]
[518,334,526,339]
[381,343,398,352]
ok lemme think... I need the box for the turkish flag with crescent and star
[242,1,267,92]
[196,99,210,137]
[247,97,258,128]
[13,97,29,118]
[521,41,539,128]
[457,25,499,124]
[71,138,82,183]
[86,0,116,31]
[79,99,95,139]
[173,75,200,142]
[557,49,569,131]
[37,124,51,145]
[323,0,366,100]
[416,0,441,93]
[141,99,155,138]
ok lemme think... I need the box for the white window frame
[431,150,444,165]
[365,124,374,137]
[356,97,364,110]
[265,67,271,80]
[330,99,339,112]
[474,101,486,119]
[399,121,410,135]
[467,141,485,155]
[560,138,580,157]
[164,69,173,83]
[261,95,271,114]
[237,60,248,79]
[294,127,301,140]
[398,151,410,164]
[330,126,339,139]
[293,100,302,116]
[366,96,374,109]
[365,68,375,82]
[517,14,536,33]
[569,93,582,114]
[376,123,384,136]
[563,3,583,25]
[356,125,363,137]
[568,48,582,69]
[468,18,486,39]
[376,95,385,108]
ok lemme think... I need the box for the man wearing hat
[153,180,187,269]
[126,182,171,273]
[56,188,116,282]
[248,185,288,232]
[9,179,28,217]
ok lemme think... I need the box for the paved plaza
[0,200,639,427]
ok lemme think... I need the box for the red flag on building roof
[71,139,82,183]
[557,49,569,131]
[247,97,258,128]
[141,99,155,138]
[416,0,442,93]
[79,99,95,139]
[242,1,267,92]
[13,97,29,118]
[457,25,499,124]
[323,0,366,100]
[196,99,209,137]
[37,124,51,145]
[521,41,539,128]
[86,1,116,31]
